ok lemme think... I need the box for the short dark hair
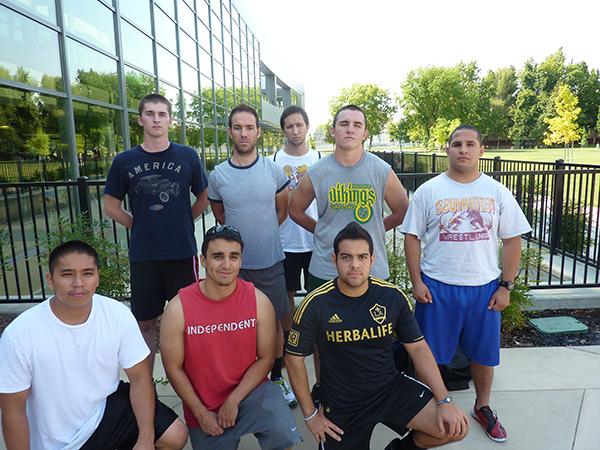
[332,104,368,130]
[448,125,483,146]
[280,105,309,129]
[333,222,374,256]
[201,225,245,257]
[228,104,259,128]
[49,240,99,274]
[138,93,172,116]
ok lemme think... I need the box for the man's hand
[436,403,469,439]
[488,287,510,311]
[412,280,433,304]
[197,410,225,436]
[305,407,344,444]
[217,397,240,429]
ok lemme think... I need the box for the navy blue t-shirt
[104,143,208,261]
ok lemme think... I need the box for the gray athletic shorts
[189,382,301,450]
[240,261,289,320]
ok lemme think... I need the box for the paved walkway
[4,346,593,449]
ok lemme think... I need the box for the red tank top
[179,278,261,426]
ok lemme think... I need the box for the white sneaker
[273,377,298,408]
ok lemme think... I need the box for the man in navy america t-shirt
[104,94,208,369]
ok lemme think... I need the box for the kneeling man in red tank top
[160,225,302,449]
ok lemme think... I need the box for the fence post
[431,153,437,173]
[400,151,405,173]
[16,156,24,182]
[549,159,565,254]
[76,176,91,220]
[493,156,501,181]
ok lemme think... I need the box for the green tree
[399,62,488,145]
[329,83,396,148]
[260,129,283,152]
[480,67,517,146]
[429,118,461,150]
[26,128,50,156]
[543,84,582,158]
[387,118,410,147]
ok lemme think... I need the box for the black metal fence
[3,159,600,302]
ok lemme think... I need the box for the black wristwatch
[498,279,514,290]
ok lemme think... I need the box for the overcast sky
[235,0,600,128]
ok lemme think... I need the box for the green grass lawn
[375,146,600,165]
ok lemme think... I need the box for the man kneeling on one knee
[160,225,302,449]
[285,222,469,450]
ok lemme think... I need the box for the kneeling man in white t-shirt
[0,240,188,450]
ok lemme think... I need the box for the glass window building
[0,0,304,180]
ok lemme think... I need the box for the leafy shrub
[43,214,130,300]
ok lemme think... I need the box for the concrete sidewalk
[154,346,599,450]
[1,346,598,449]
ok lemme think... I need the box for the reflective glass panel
[63,0,115,53]
[155,0,175,18]
[120,19,154,74]
[10,0,56,24]
[177,0,195,35]
[154,7,177,52]
[120,0,151,32]
[197,0,209,25]
[73,101,123,177]
[181,62,198,94]
[0,6,63,90]
[68,38,119,104]
[156,45,179,85]
[197,21,210,52]
[199,48,211,78]
[129,112,143,146]
[159,82,180,119]
[125,65,156,110]
[0,87,68,174]
[179,29,197,66]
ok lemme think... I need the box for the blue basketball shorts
[415,274,501,367]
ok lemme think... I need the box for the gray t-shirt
[208,155,289,269]
[308,152,391,280]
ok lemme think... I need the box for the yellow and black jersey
[285,277,423,412]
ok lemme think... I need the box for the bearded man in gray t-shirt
[208,104,293,405]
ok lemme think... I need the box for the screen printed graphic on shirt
[328,182,377,224]
[436,196,495,242]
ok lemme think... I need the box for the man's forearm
[105,205,133,229]
[191,197,209,220]
[501,237,522,281]
[383,212,404,231]
[226,357,272,406]
[129,379,156,444]
[167,366,212,419]
[289,212,316,233]
[404,235,423,284]
[285,354,315,416]
[409,343,449,401]
[2,411,30,450]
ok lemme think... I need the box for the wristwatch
[436,396,453,406]
[498,279,514,290]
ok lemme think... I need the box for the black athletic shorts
[80,381,179,450]
[130,257,198,321]
[322,372,433,450]
[283,251,312,292]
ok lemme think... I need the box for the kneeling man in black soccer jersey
[285,222,469,450]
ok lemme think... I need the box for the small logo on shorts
[369,303,387,325]
[328,313,343,324]
[288,329,300,347]
[419,390,425,398]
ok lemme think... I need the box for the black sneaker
[311,382,321,407]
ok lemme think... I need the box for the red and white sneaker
[472,404,508,443]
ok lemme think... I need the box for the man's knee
[156,419,188,449]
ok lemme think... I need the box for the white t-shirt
[400,173,532,286]
[270,149,320,253]
[0,295,150,450]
